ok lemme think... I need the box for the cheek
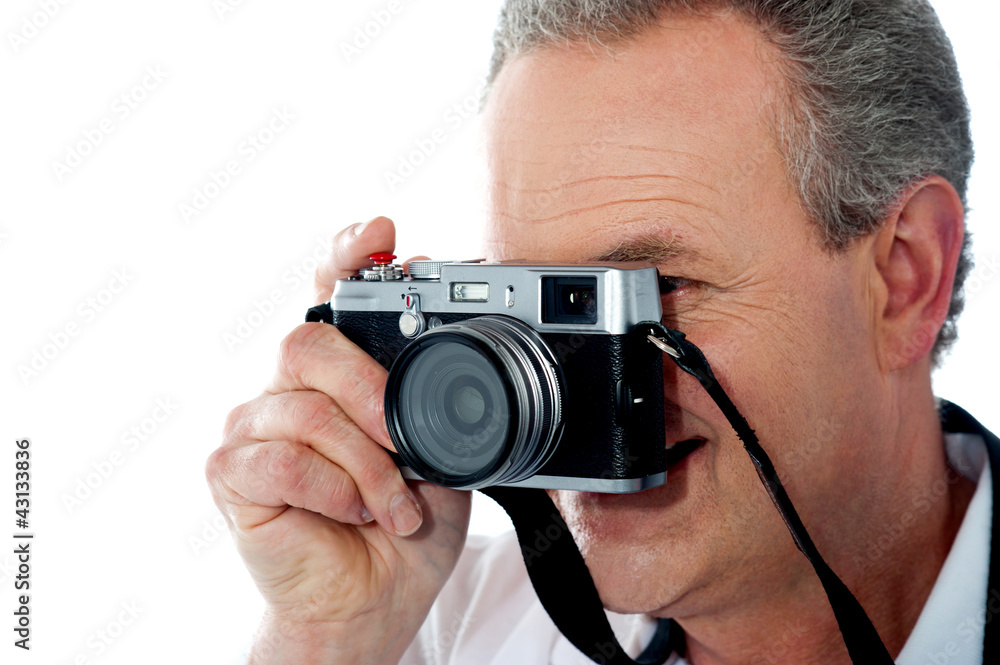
[668,264,867,452]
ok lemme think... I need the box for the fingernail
[354,218,376,236]
[359,506,375,523]
[389,493,423,536]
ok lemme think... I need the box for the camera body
[308,256,667,493]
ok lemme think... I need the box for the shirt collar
[896,431,991,665]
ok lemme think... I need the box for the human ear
[869,176,965,370]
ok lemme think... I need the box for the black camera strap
[480,485,680,665]
[647,325,893,663]
[481,324,893,665]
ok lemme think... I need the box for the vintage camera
[306,253,667,493]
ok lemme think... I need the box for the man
[206,1,995,663]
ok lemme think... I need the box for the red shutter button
[369,252,397,265]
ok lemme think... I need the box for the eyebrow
[586,233,700,266]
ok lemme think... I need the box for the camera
[306,253,667,493]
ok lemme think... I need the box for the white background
[1,1,997,663]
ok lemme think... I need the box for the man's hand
[206,217,472,665]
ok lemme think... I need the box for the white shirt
[402,432,992,665]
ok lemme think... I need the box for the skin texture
[207,218,472,665]
[208,10,976,665]
[481,11,974,665]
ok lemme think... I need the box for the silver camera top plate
[331,261,663,335]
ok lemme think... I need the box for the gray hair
[486,0,974,365]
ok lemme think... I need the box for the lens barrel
[385,316,563,489]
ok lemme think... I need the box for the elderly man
[207,1,997,663]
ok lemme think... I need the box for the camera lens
[396,342,510,477]
[451,384,486,425]
[386,316,563,489]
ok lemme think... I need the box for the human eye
[658,275,694,295]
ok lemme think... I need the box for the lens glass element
[397,341,510,477]
[452,385,486,424]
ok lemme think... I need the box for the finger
[266,322,393,451]
[314,216,396,304]
[206,439,370,530]
[226,390,422,537]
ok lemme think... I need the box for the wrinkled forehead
[480,14,791,263]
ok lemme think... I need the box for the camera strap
[480,485,680,664]
[481,323,893,665]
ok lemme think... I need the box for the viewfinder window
[542,276,598,324]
